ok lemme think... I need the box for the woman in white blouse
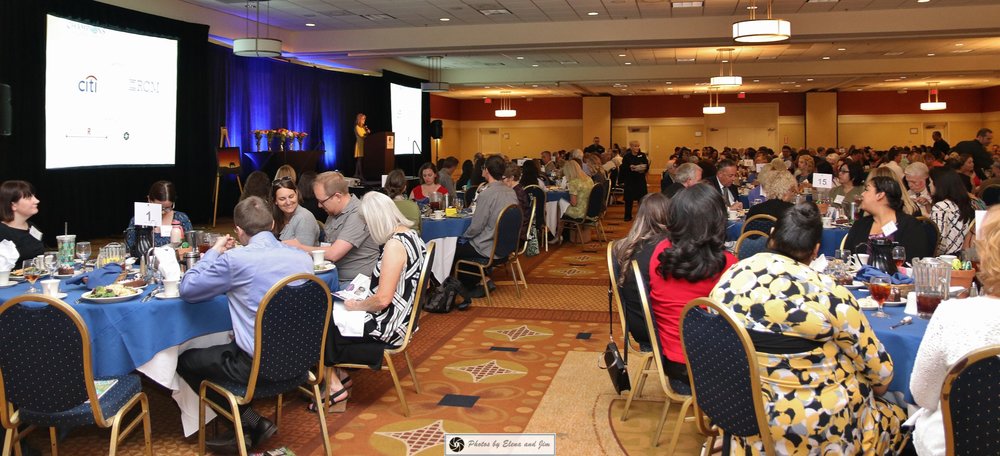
[909,205,1000,455]
[928,167,974,256]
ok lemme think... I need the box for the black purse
[599,280,631,394]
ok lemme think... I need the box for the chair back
[389,242,435,354]
[606,241,638,351]
[518,196,538,255]
[523,185,546,231]
[585,182,606,219]
[941,344,1000,456]
[485,204,522,261]
[246,274,332,398]
[679,298,776,454]
[979,184,1000,206]
[217,147,242,175]
[464,182,484,207]
[735,230,770,260]
[916,216,941,256]
[742,214,776,236]
[0,295,109,426]
[632,261,690,397]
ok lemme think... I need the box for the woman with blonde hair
[868,166,918,215]
[556,160,594,243]
[274,164,297,184]
[746,169,796,220]
[315,191,426,413]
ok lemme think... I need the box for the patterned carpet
[13,206,717,455]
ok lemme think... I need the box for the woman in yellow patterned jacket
[709,203,908,455]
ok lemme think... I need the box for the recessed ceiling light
[677,58,696,62]
[806,78,814,81]
[624,62,632,65]
[917,0,930,3]
[857,88,863,91]
[532,84,539,87]
[752,79,760,82]
[516,56,524,60]
[955,43,964,46]
[837,48,847,51]
[927,53,935,56]
[822,56,831,60]
[531,64,539,67]
[781,81,797,84]
[587,11,599,16]
[618,54,627,57]
[806,0,839,3]
[900,76,907,79]
[884,52,904,56]
[950,49,972,53]
[795,85,801,87]
[305,23,316,27]
[756,56,777,60]
[664,81,672,84]
[439,17,450,21]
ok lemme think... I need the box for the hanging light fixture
[421,56,451,92]
[920,82,947,111]
[710,48,742,87]
[233,0,283,57]
[703,87,726,115]
[495,91,517,117]
[733,0,790,43]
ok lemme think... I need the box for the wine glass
[43,251,58,277]
[835,249,852,262]
[76,241,92,266]
[892,246,907,270]
[22,259,41,293]
[868,276,891,318]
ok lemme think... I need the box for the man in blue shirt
[177,196,313,453]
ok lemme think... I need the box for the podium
[363,131,394,184]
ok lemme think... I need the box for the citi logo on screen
[78,75,98,93]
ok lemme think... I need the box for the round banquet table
[421,215,473,282]
[726,220,850,258]
[850,287,928,404]
[544,190,571,237]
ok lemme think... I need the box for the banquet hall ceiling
[107,0,1000,98]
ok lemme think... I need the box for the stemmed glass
[868,276,891,318]
[22,259,41,293]
[43,252,58,277]
[892,246,907,270]
[76,241,92,265]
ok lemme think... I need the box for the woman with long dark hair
[648,183,736,382]
[455,159,475,190]
[612,192,671,347]
[929,167,975,256]
[270,177,319,246]
[843,175,931,262]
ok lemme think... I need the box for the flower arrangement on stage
[252,129,309,151]
[252,130,266,151]
[294,131,308,150]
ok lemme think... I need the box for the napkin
[809,255,828,273]
[854,265,913,285]
[66,263,124,290]
[332,300,367,337]
[0,240,17,271]
[154,246,181,281]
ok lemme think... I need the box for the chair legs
[507,262,522,298]
[514,257,527,290]
[404,351,422,394]
[109,393,152,456]
[199,383,249,456]
[385,354,411,417]
[621,354,653,421]
[664,397,694,452]
[310,384,332,456]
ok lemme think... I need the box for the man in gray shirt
[453,155,518,308]
[438,156,459,201]
[283,171,378,286]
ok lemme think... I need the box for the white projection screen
[45,15,178,169]
[389,83,422,155]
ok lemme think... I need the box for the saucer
[43,292,68,299]
[428,216,445,221]
[0,282,17,288]
[154,292,181,300]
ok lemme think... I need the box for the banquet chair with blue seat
[735,230,770,260]
[629,260,695,452]
[0,294,152,456]
[940,344,1000,456]
[523,184,547,252]
[561,182,607,243]
[916,216,942,257]
[604,242,653,418]
[454,204,522,305]
[679,298,777,456]
[978,184,1000,207]
[335,242,435,417]
[197,273,333,456]
[741,214,776,237]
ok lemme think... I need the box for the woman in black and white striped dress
[315,191,426,413]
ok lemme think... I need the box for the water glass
[76,241,92,263]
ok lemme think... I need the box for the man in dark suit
[953,128,993,179]
[663,163,702,198]
[709,159,742,210]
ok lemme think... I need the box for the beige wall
[838,113,989,149]
[582,97,612,148]
[805,92,838,148]
[437,119,583,164]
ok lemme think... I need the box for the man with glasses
[284,171,378,286]
[711,159,743,210]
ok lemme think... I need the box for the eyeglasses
[839,169,849,174]
[318,192,339,207]
[161,204,174,213]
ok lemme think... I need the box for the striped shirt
[366,230,426,347]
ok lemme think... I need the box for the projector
[420,82,450,92]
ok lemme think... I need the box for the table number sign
[134,202,162,227]
[812,173,834,189]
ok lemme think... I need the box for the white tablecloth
[545,199,571,236]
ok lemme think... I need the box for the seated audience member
[584,153,607,185]
[284,171,378,286]
[650,183,736,383]
[519,159,546,189]
[177,196,313,453]
[274,164,297,184]
[909,206,1000,456]
[469,157,487,189]
[953,153,981,189]
[438,156,459,200]
[0,180,44,264]
[975,160,1000,194]
[125,180,194,254]
[745,168,796,220]
[830,160,866,209]
[455,159,475,190]
[410,163,450,202]
[880,149,905,180]
[795,154,816,188]
[558,160,594,242]
[502,162,531,243]
[297,171,327,221]
[385,169,420,233]
[710,159,742,210]
[662,163,702,198]
[869,166,918,216]
[453,155,518,307]
[905,162,933,217]
[271,177,320,246]
[240,171,271,202]
[844,175,931,262]
[929,167,974,256]
[316,192,427,413]
[710,203,908,455]
[613,192,671,349]
[745,158,784,204]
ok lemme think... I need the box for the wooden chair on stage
[213,126,243,227]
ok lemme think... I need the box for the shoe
[623,216,632,222]
[248,416,277,448]
[466,285,487,298]
[486,279,496,292]
[205,431,252,455]
[456,295,472,310]
[308,386,350,413]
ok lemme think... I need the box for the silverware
[890,316,913,330]
[141,287,162,303]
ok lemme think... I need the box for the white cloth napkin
[809,254,828,273]
[904,292,918,315]
[153,246,181,281]
[332,300,366,337]
[0,240,18,271]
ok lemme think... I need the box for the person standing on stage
[354,113,370,179]
[620,140,649,221]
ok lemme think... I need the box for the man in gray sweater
[453,154,518,308]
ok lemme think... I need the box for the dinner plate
[0,282,18,288]
[844,281,865,289]
[153,292,181,300]
[314,262,336,274]
[54,271,82,279]
[857,298,878,310]
[79,289,142,303]
[115,281,149,290]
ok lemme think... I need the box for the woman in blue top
[125,181,193,254]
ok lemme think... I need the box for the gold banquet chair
[0,295,152,456]
[197,274,333,456]
[603,242,653,418]
[335,242,436,417]
[453,205,523,305]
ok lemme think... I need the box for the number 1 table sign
[134,202,162,227]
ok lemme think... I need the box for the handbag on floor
[525,227,540,257]
[423,277,463,313]
[599,281,631,394]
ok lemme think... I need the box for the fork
[141,286,162,303]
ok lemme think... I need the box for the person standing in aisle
[620,140,649,221]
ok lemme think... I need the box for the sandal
[307,387,350,413]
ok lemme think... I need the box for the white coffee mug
[162,279,180,297]
[41,279,60,296]
[821,216,832,228]
[0,270,9,286]
[311,250,325,266]
[728,209,739,220]
[857,253,870,266]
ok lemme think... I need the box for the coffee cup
[821,216,832,228]
[0,270,9,286]
[162,279,180,298]
[41,279,60,296]
[310,250,325,266]
[857,253,870,266]
[433,210,445,219]
[727,209,739,220]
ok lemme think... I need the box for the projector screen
[45,15,178,169]
[389,83,422,155]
